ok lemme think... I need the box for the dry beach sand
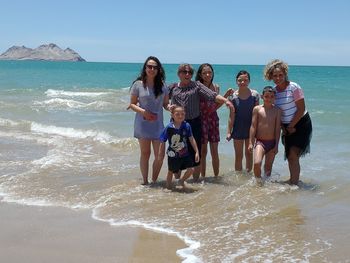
[0,202,186,263]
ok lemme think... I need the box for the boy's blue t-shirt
[160,121,193,158]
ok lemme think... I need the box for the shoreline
[0,202,188,263]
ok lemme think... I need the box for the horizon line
[1,59,349,67]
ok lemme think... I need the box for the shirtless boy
[248,86,281,185]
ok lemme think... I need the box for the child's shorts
[168,155,194,173]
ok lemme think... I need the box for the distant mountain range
[0,43,86,62]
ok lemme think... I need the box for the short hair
[177,63,194,75]
[262,86,276,95]
[263,59,289,81]
[172,105,185,112]
[236,70,250,81]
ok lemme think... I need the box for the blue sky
[1,0,349,66]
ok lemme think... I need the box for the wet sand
[0,202,187,263]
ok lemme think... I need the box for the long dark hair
[195,63,214,86]
[133,56,166,98]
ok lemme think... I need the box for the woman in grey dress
[128,56,169,185]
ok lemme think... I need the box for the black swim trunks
[168,155,194,173]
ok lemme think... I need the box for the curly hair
[263,59,289,81]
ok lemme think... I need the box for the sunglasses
[146,64,159,70]
[180,70,193,75]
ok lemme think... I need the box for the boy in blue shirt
[159,106,200,189]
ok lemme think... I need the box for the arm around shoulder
[252,90,260,105]
[223,88,234,98]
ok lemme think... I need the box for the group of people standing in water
[128,56,312,189]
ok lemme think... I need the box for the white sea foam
[223,248,248,263]
[1,186,201,261]
[0,118,16,126]
[0,194,58,207]
[0,118,29,128]
[0,130,63,148]
[0,119,136,149]
[31,152,68,168]
[45,89,112,98]
[31,122,106,141]
[31,122,138,148]
[0,192,92,210]
[86,101,114,110]
[34,98,86,108]
[33,98,115,111]
[91,208,202,263]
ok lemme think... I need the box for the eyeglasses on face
[146,64,159,70]
[180,70,193,75]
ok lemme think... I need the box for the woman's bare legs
[200,143,208,178]
[151,140,164,183]
[209,142,219,176]
[138,139,151,184]
[234,139,252,172]
[287,146,301,185]
[233,140,244,171]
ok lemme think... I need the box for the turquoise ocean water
[0,60,349,262]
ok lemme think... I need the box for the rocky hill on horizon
[0,43,86,62]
